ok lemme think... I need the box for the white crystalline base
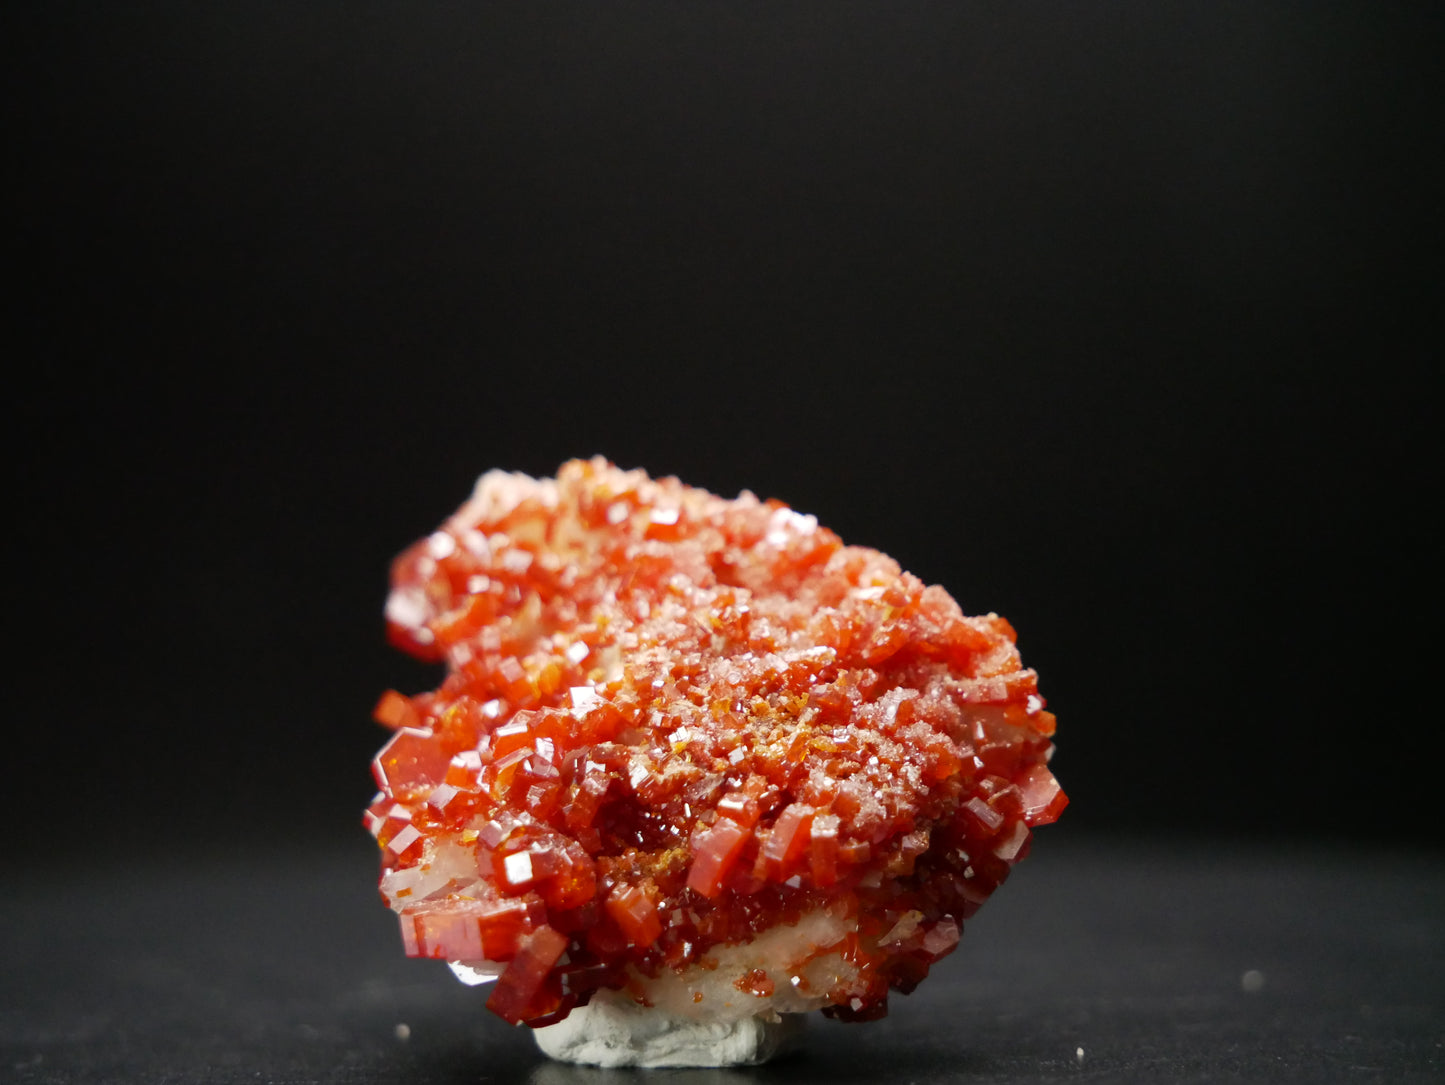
[443,907,855,1066]
[534,989,804,1068]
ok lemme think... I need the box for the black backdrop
[9,3,1438,858]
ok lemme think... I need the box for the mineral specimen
[367,458,1065,1065]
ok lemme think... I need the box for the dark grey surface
[4,834,1441,1083]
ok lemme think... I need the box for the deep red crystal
[370,458,1066,1026]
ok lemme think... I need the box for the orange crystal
[368,458,1065,1027]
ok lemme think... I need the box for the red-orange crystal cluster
[368,459,1065,1028]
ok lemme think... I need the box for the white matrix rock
[533,989,803,1068]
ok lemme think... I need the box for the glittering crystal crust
[368,458,1065,1028]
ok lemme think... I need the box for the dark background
[9,2,1438,858]
[7,7,1443,1083]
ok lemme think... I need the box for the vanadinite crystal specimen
[367,458,1065,1059]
